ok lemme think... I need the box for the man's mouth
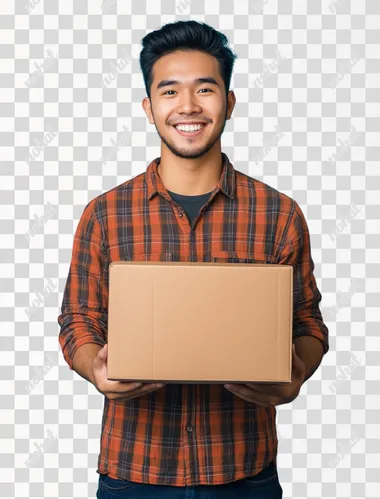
[173,123,208,137]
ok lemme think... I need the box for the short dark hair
[139,20,238,100]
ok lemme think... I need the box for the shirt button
[186,424,193,432]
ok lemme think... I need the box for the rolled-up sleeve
[277,201,329,354]
[58,199,108,370]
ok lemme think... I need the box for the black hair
[139,20,238,100]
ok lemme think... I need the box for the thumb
[292,344,301,359]
[95,343,108,363]
[292,344,301,364]
[292,344,305,372]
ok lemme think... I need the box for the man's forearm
[72,343,104,385]
[294,335,325,383]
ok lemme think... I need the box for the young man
[58,20,329,498]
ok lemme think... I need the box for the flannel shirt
[58,152,329,486]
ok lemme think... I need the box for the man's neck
[157,151,223,196]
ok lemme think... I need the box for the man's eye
[163,88,212,95]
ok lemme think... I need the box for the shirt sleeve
[57,199,108,370]
[277,201,329,355]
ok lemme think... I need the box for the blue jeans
[96,460,283,498]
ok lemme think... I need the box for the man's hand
[92,344,165,401]
[224,344,306,406]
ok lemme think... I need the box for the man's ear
[142,97,155,125]
[226,90,236,121]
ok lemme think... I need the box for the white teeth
[175,124,204,132]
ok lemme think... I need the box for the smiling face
[142,50,236,160]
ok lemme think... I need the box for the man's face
[143,50,235,160]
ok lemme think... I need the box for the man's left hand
[224,344,306,406]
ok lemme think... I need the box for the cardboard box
[107,261,293,383]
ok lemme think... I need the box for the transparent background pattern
[1,0,379,498]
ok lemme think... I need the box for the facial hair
[151,104,229,160]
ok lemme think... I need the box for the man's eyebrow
[156,77,219,90]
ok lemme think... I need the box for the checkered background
[1,0,379,497]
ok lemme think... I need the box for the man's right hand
[91,343,165,401]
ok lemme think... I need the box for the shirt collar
[146,152,236,201]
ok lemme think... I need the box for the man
[58,20,329,498]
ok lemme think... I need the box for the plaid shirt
[58,152,329,486]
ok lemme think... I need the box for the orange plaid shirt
[58,152,329,486]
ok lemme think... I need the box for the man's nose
[176,90,202,114]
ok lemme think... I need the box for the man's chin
[164,144,212,160]
[172,150,210,160]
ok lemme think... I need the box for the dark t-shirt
[167,189,213,225]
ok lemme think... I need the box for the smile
[173,123,208,137]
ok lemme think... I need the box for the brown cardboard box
[107,261,293,383]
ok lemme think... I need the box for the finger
[109,384,163,400]
[245,382,282,388]
[229,390,271,406]
[245,382,288,393]
[224,384,273,406]
[123,382,164,391]
[103,381,143,392]
[108,384,157,396]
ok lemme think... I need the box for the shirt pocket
[127,251,174,262]
[211,250,276,264]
